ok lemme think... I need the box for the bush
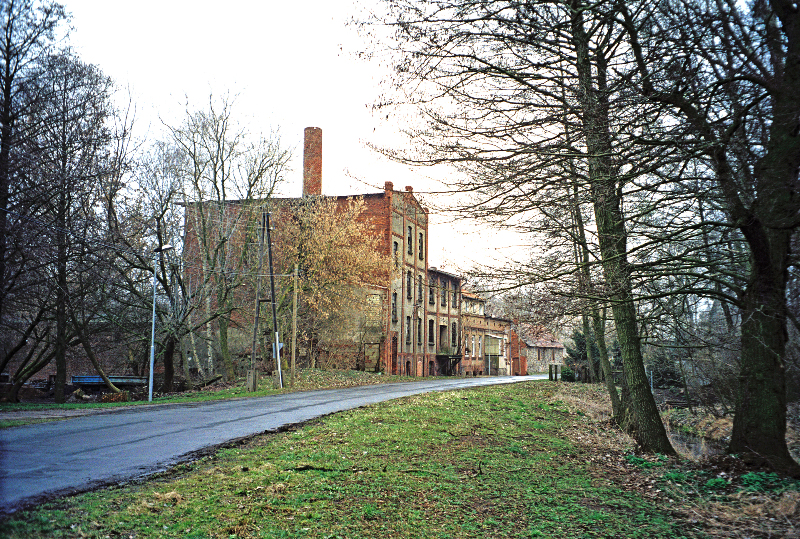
[561,367,576,382]
[649,352,682,388]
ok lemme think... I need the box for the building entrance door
[391,336,398,375]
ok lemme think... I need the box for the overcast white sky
[63,0,525,271]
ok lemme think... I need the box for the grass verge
[1,382,695,539]
[0,370,410,416]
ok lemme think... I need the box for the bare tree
[364,0,676,454]
[269,196,392,370]
[619,0,800,472]
[0,0,66,393]
[171,96,291,381]
[31,50,117,402]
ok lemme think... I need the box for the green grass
[0,382,691,539]
[0,418,57,428]
[0,370,410,413]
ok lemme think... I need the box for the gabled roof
[516,325,565,349]
[428,266,462,282]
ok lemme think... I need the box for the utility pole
[291,263,298,388]
[265,212,283,388]
[248,211,267,392]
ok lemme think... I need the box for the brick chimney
[303,127,322,196]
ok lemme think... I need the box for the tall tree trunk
[0,55,11,327]
[730,236,795,471]
[218,306,234,381]
[571,3,674,454]
[581,314,596,382]
[162,335,176,392]
[711,118,800,472]
[591,307,626,421]
[54,195,68,404]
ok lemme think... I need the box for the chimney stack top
[303,127,322,197]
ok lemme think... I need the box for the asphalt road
[0,375,544,514]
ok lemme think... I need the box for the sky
[62,0,526,272]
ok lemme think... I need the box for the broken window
[407,226,413,255]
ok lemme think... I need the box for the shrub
[704,477,728,491]
[561,367,576,382]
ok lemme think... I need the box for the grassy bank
[0,370,410,413]
[1,382,797,538]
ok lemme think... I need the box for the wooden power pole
[291,263,298,387]
[265,212,283,388]
[247,211,267,392]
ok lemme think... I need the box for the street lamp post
[149,244,173,402]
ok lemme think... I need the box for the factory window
[406,316,412,344]
[391,292,397,322]
[417,276,423,301]
[407,226,413,255]
[428,319,435,345]
[406,271,413,299]
[418,232,424,260]
[417,317,422,344]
